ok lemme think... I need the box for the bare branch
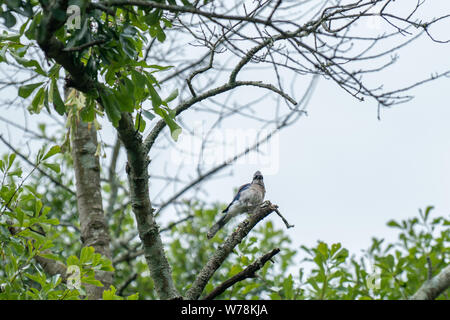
[202,248,280,300]
[144,80,296,154]
[185,200,279,300]
[117,113,180,299]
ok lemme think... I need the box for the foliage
[0,0,182,139]
[0,1,448,300]
[0,149,113,300]
[165,203,296,299]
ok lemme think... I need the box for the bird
[207,171,265,239]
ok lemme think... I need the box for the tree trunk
[117,113,179,300]
[71,117,113,299]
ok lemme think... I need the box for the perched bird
[207,171,265,239]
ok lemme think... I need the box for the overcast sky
[1,2,449,267]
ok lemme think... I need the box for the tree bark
[117,113,180,300]
[72,118,113,299]
[411,264,450,300]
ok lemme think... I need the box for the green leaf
[25,13,41,40]
[80,246,95,264]
[28,87,45,114]
[82,277,104,287]
[424,206,434,222]
[386,254,395,270]
[114,87,135,113]
[156,27,166,43]
[21,2,33,18]
[80,103,96,122]
[386,220,401,229]
[39,252,60,261]
[42,146,60,161]
[16,207,24,227]
[7,153,16,170]
[0,33,20,42]
[44,218,60,226]
[100,89,122,127]
[34,200,43,217]
[1,11,17,28]
[154,108,182,141]
[134,114,146,133]
[102,285,122,300]
[5,0,21,10]
[67,255,79,266]
[145,9,162,26]
[43,88,50,113]
[162,18,173,28]
[330,242,341,256]
[283,274,294,300]
[165,88,179,103]
[25,272,46,288]
[52,80,66,115]
[181,0,193,7]
[131,70,147,100]
[99,260,114,272]
[0,45,8,63]
[147,64,173,71]
[317,242,328,258]
[126,293,139,300]
[119,34,137,60]
[147,83,162,108]
[241,283,260,295]
[43,162,60,173]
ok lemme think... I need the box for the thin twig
[411,265,450,300]
[63,40,106,52]
[273,206,294,229]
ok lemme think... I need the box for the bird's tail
[207,213,232,240]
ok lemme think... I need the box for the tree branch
[116,113,180,299]
[185,200,279,300]
[273,206,294,229]
[34,0,179,300]
[202,248,280,300]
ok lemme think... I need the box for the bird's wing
[222,183,250,213]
